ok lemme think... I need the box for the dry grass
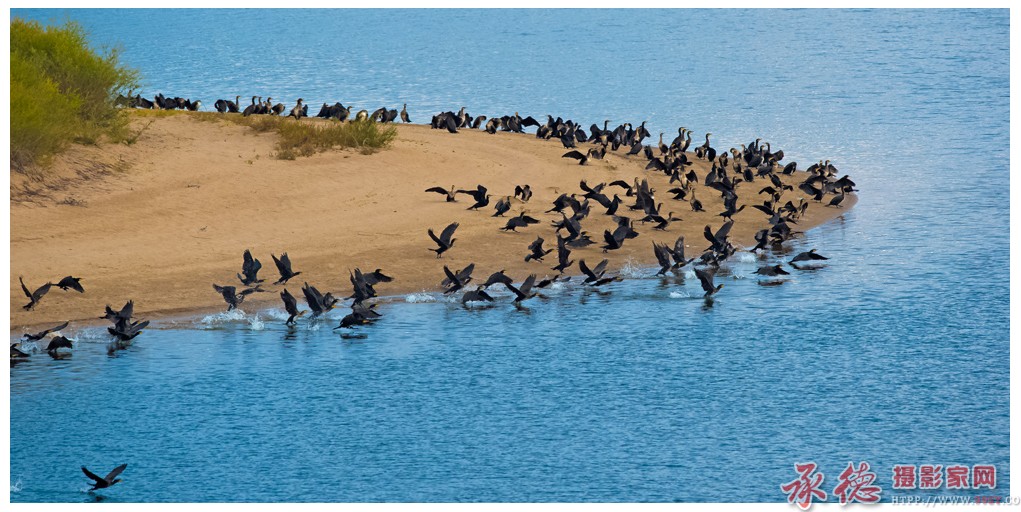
[133,110,397,159]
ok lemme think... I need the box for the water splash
[669,291,691,299]
[618,257,647,279]
[404,292,436,303]
[200,309,248,326]
[248,314,265,331]
[10,478,23,493]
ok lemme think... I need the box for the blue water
[9,9,1010,503]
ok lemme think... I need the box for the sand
[10,113,856,331]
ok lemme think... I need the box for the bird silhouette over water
[504,274,539,303]
[271,253,301,285]
[56,276,85,293]
[45,335,74,359]
[428,222,459,257]
[461,286,495,305]
[213,283,263,311]
[22,321,69,341]
[790,249,829,264]
[82,464,127,491]
[280,289,306,325]
[694,267,724,297]
[19,277,52,311]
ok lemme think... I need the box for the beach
[10,112,855,330]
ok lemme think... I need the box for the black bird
[668,235,695,268]
[461,286,495,305]
[514,184,532,202]
[504,274,538,303]
[458,185,490,210]
[213,283,262,311]
[790,249,829,263]
[280,289,305,325]
[301,282,339,317]
[580,259,620,286]
[237,249,264,285]
[46,335,74,359]
[335,302,382,329]
[524,236,553,262]
[19,277,52,311]
[601,226,627,252]
[492,196,512,217]
[441,263,476,291]
[442,265,473,295]
[22,321,70,341]
[482,270,514,288]
[82,464,128,491]
[754,264,790,277]
[653,242,679,276]
[501,212,540,232]
[551,235,574,273]
[56,276,85,293]
[108,319,149,342]
[428,222,459,257]
[562,150,589,165]
[362,269,393,286]
[271,253,302,285]
[425,185,458,202]
[11,344,31,360]
[101,300,133,324]
[694,267,724,297]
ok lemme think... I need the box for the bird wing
[428,228,442,246]
[503,281,525,301]
[457,263,476,282]
[42,321,70,336]
[562,150,585,161]
[81,466,104,483]
[33,282,52,300]
[105,463,128,481]
[578,259,595,280]
[443,266,459,285]
[425,186,449,195]
[281,289,296,311]
[653,243,670,267]
[715,220,735,241]
[520,274,537,295]
[694,267,715,293]
[213,283,226,294]
[272,254,287,275]
[592,259,609,276]
[19,277,32,299]
[439,222,459,244]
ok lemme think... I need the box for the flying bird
[280,289,306,325]
[56,276,85,293]
[271,253,302,285]
[19,277,52,311]
[82,464,128,491]
[237,249,264,285]
[428,222,459,257]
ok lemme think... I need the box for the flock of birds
[13,102,854,351]
[13,97,855,495]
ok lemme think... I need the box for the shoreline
[11,113,856,333]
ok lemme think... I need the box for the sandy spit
[10,114,855,332]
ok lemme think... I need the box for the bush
[10,18,139,169]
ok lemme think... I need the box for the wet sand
[10,113,855,331]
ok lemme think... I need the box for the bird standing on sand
[400,104,411,123]
[514,184,532,202]
[82,464,127,491]
[501,212,540,232]
[425,185,458,202]
[428,222,459,258]
[492,197,512,217]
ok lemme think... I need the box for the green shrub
[10,18,139,169]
